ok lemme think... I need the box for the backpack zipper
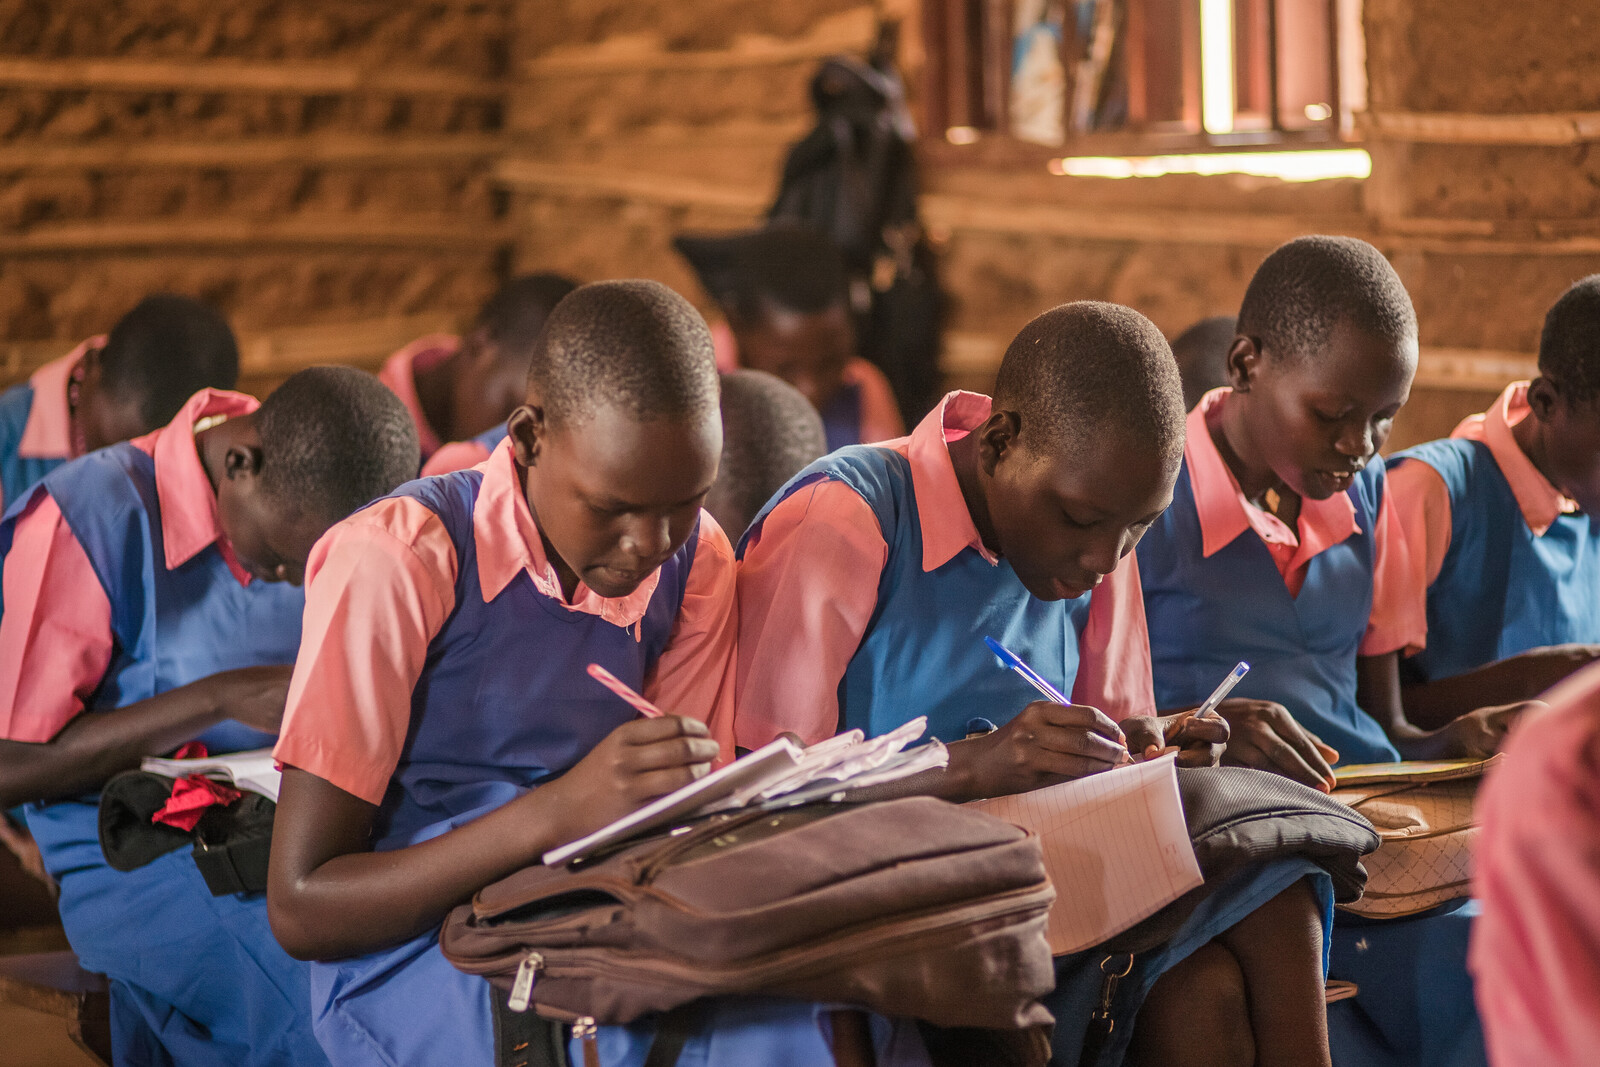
[572,1016,600,1067]
[507,951,544,1012]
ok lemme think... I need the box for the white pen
[1194,661,1250,721]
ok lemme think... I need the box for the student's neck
[1214,398,1292,507]
[946,431,1001,556]
[1511,411,1564,496]
[516,462,583,600]
[412,350,462,441]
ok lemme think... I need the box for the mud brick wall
[0,0,514,394]
[504,0,1600,449]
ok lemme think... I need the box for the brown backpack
[438,797,1057,1031]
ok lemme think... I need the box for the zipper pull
[506,951,543,1013]
[573,1016,600,1067]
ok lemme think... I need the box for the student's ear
[506,401,547,468]
[975,409,1021,477]
[1526,376,1561,423]
[222,441,265,483]
[1226,335,1264,393]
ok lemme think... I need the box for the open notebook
[969,754,1202,956]
[140,748,282,802]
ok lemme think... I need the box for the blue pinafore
[0,444,327,1067]
[1137,459,1485,1067]
[0,378,66,506]
[311,470,930,1067]
[1390,437,1600,681]
[742,447,1335,1066]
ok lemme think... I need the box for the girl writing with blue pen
[737,301,1336,1067]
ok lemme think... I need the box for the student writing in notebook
[1384,275,1600,727]
[1133,236,1528,1067]
[0,367,419,1066]
[736,301,1334,1067]
[268,281,933,1067]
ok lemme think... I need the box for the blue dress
[742,447,1336,1066]
[1137,458,1486,1067]
[0,444,327,1067]
[1389,437,1600,681]
[308,470,931,1067]
[0,378,67,506]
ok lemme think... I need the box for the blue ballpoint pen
[1194,661,1251,721]
[984,636,1131,759]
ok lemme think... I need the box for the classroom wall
[0,0,1594,443]
[0,0,513,395]
[505,0,1600,450]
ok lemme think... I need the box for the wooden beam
[497,160,1600,255]
[523,7,875,77]
[1361,110,1600,146]
[496,158,769,213]
[0,57,503,97]
[0,217,512,255]
[0,134,504,171]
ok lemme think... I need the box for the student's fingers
[1018,747,1122,783]
[624,764,718,802]
[614,714,711,745]
[1168,713,1229,747]
[1024,720,1131,765]
[1304,728,1340,765]
[1260,707,1337,785]
[1120,716,1166,755]
[621,735,722,773]
[1029,700,1126,743]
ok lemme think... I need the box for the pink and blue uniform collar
[1452,381,1576,536]
[16,336,105,460]
[905,390,1000,571]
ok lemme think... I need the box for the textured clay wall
[0,0,513,393]
[505,0,1600,449]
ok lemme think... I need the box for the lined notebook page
[969,753,1202,955]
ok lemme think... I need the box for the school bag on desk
[439,795,1057,1066]
[1328,756,1499,917]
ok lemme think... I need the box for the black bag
[98,770,275,895]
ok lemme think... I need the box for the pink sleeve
[735,479,888,748]
[420,440,491,477]
[273,498,458,805]
[1071,548,1156,721]
[1360,484,1429,656]
[0,493,115,742]
[643,513,739,763]
[1472,688,1600,1067]
[845,359,907,445]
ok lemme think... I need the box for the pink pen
[586,663,665,718]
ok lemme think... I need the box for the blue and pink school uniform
[735,391,1336,1065]
[1137,388,1484,1067]
[1387,381,1600,680]
[272,438,930,1066]
[0,389,327,1066]
[0,337,103,510]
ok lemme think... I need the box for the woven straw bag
[1330,757,1499,918]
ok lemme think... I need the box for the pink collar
[1186,388,1361,561]
[134,389,261,581]
[17,337,106,460]
[904,390,999,571]
[471,438,661,630]
[379,334,459,458]
[1451,381,1576,536]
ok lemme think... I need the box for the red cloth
[151,742,243,831]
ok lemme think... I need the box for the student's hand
[1215,699,1339,792]
[211,665,296,734]
[1137,711,1229,768]
[952,700,1129,800]
[1429,701,1538,759]
[1509,645,1600,695]
[541,716,721,842]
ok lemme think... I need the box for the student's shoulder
[1385,435,1489,490]
[742,445,910,546]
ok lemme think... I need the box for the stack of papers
[543,717,947,866]
[140,748,282,802]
